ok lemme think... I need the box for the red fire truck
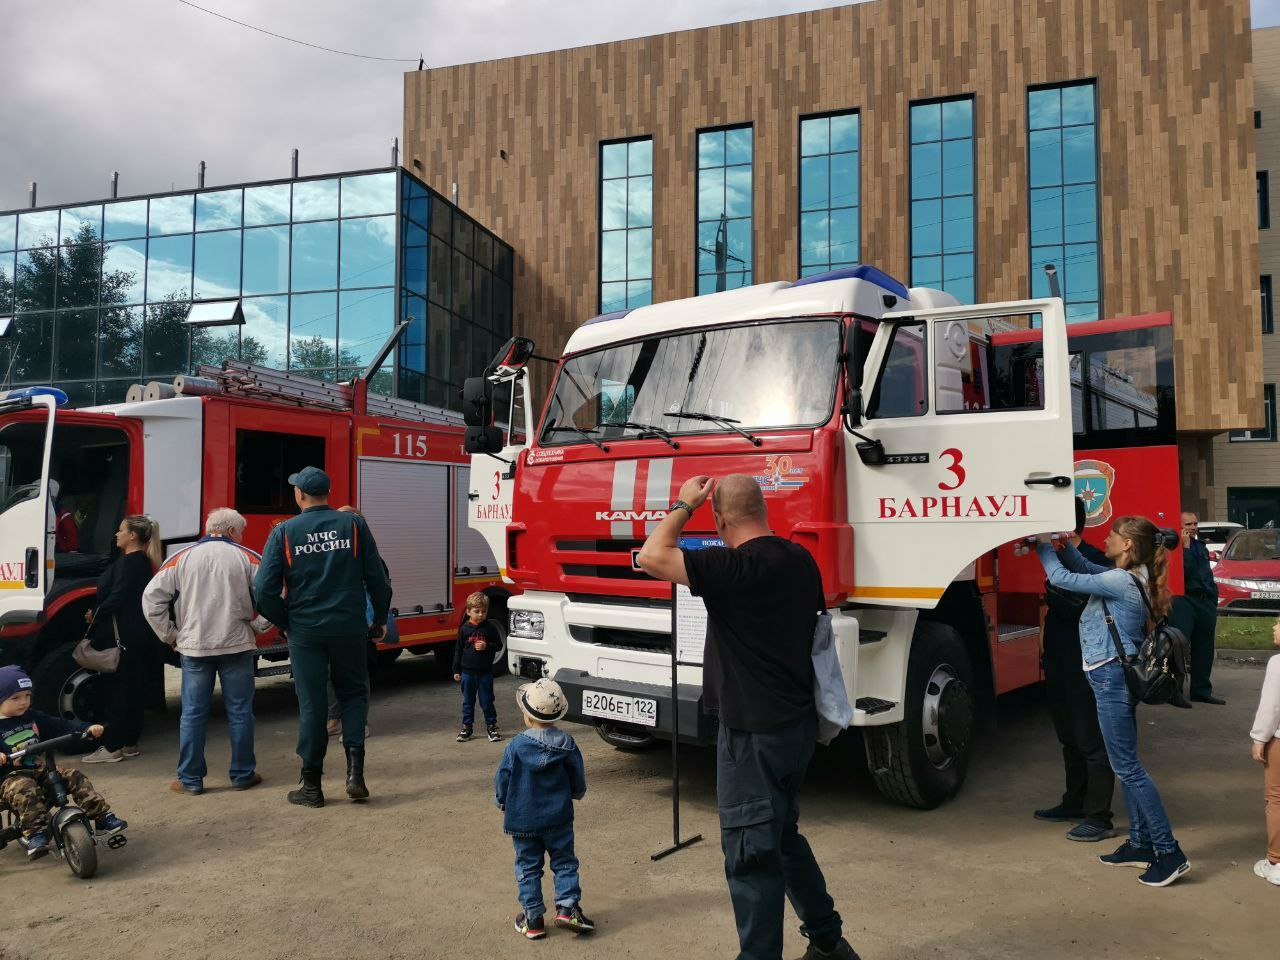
[0,363,508,722]
[463,266,1184,809]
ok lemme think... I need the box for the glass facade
[799,112,860,278]
[910,98,975,303]
[1028,82,1101,322]
[599,138,654,314]
[0,168,512,411]
[697,126,753,294]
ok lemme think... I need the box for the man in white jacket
[143,508,267,795]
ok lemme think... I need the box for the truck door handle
[1024,475,1072,488]
[468,492,479,501]
[24,548,39,588]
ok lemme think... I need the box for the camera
[1157,527,1180,551]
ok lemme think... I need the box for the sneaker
[121,745,140,759]
[487,724,502,743]
[1099,840,1154,868]
[514,912,547,940]
[24,831,51,861]
[1138,845,1191,887]
[1033,803,1083,823]
[456,725,473,743]
[169,779,204,796]
[95,813,127,836]
[554,903,595,933]
[1066,820,1115,843]
[1253,859,1280,886]
[81,747,123,764]
[801,937,863,959]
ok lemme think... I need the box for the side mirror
[462,377,493,428]
[464,425,506,455]
[489,336,535,372]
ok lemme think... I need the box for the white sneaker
[81,747,123,764]
[1255,859,1280,886]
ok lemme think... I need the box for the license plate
[581,690,657,727]
[1252,591,1280,600]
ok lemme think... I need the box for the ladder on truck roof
[184,361,467,428]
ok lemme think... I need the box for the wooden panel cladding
[404,0,1259,432]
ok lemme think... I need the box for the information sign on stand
[651,534,722,862]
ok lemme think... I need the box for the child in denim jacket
[495,679,593,940]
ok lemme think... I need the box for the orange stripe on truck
[847,585,946,600]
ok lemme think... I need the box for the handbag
[812,611,854,745]
[73,612,124,674]
[1100,576,1190,706]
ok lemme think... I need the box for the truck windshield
[539,318,840,446]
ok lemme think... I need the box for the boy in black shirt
[453,592,504,743]
[0,666,127,860]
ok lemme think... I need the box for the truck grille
[562,565,652,581]
[568,624,671,653]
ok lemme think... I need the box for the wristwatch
[669,499,695,516]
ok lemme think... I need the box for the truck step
[855,697,897,715]
[858,629,887,645]
[255,663,293,679]
[996,623,1040,643]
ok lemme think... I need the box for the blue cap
[287,465,331,496]
[0,665,34,705]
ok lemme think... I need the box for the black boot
[345,745,369,800]
[287,767,324,808]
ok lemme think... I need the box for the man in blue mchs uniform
[1171,512,1225,705]
[254,466,393,807]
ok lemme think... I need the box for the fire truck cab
[467,265,1078,809]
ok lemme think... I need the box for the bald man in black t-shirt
[638,473,859,960]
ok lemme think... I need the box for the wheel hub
[920,664,973,770]
[57,669,106,724]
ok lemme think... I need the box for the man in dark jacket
[638,473,859,960]
[1171,512,1225,704]
[1034,499,1116,841]
[254,466,392,807]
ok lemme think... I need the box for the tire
[594,720,658,752]
[487,616,509,677]
[870,620,975,810]
[29,641,108,725]
[60,820,98,879]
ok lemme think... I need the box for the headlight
[1214,576,1280,591]
[509,610,545,640]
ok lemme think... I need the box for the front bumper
[552,667,717,744]
[1216,584,1280,615]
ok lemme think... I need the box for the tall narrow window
[1230,383,1277,442]
[799,112,859,278]
[1029,81,1100,322]
[697,126,752,294]
[910,98,975,303]
[599,138,653,313]
[1260,172,1271,230]
[1263,275,1274,335]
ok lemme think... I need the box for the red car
[1213,528,1280,615]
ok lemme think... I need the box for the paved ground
[0,653,1274,960]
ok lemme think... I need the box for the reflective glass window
[452,250,472,320]
[909,98,974,302]
[104,200,148,241]
[292,179,339,222]
[430,197,452,242]
[289,292,338,371]
[98,306,143,378]
[57,243,102,308]
[401,222,427,297]
[54,381,95,408]
[194,230,242,299]
[60,205,102,245]
[428,237,451,308]
[0,214,15,252]
[149,195,193,236]
[341,173,396,217]
[144,301,192,376]
[241,295,288,369]
[191,324,242,369]
[243,184,291,227]
[1028,82,1100,321]
[428,303,450,382]
[697,127,753,294]
[339,287,395,367]
[14,248,57,311]
[146,234,193,303]
[290,221,338,292]
[799,113,859,277]
[454,216,475,260]
[242,225,289,295]
[55,309,97,380]
[102,238,147,305]
[5,314,53,383]
[0,251,13,314]
[18,210,58,249]
[196,190,242,231]
[599,137,654,313]
[340,216,395,289]
[1263,274,1274,335]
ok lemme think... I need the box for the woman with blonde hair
[1036,515,1190,887]
[82,515,163,763]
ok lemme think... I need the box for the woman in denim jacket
[1037,515,1190,887]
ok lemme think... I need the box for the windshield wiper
[544,422,610,452]
[665,410,762,447]
[614,421,679,449]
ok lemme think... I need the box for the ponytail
[123,514,163,570]
[1148,543,1172,621]
[1113,515,1172,620]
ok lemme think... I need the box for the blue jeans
[512,824,581,921]
[460,671,497,727]
[1087,661,1177,854]
[178,652,257,788]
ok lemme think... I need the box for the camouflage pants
[0,769,110,836]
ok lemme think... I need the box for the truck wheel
[30,642,108,724]
[870,620,975,810]
[488,616,509,677]
[594,720,657,752]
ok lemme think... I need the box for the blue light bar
[1,386,68,406]
[582,308,634,327]
[791,264,911,301]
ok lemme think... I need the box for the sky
[0,0,1277,212]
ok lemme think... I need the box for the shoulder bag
[73,611,124,674]
[1100,576,1190,706]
